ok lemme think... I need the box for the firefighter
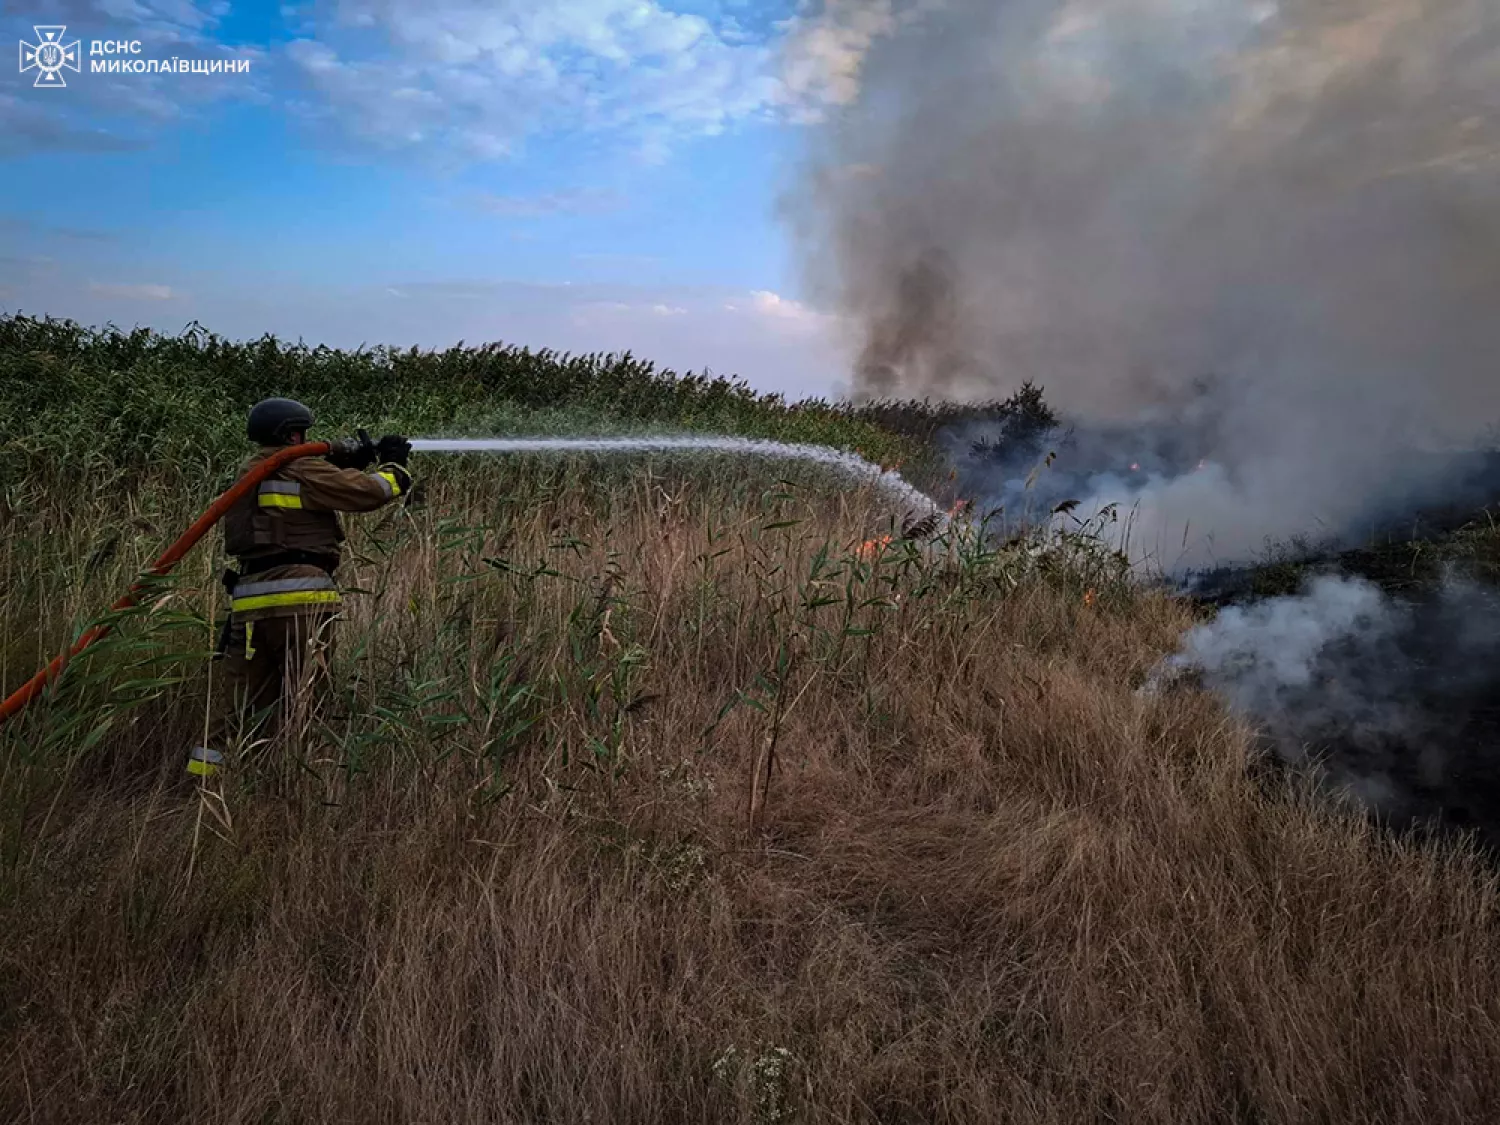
[185,398,413,781]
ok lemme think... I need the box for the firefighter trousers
[204,611,339,770]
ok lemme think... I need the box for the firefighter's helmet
[247,398,315,446]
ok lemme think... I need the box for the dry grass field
[4,451,1499,1124]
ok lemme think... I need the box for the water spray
[409,435,950,526]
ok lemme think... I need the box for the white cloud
[283,0,787,163]
[3,1,921,161]
[727,288,839,334]
[279,0,928,165]
[749,289,808,316]
[776,0,899,118]
[88,281,177,300]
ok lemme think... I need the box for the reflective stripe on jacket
[222,447,411,621]
[257,480,305,509]
[372,469,404,499]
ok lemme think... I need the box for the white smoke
[1154,575,1411,756]
[785,0,1500,568]
[1150,573,1500,842]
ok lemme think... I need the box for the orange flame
[1083,588,1097,607]
[857,535,894,561]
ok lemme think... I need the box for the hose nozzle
[326,429,377,468]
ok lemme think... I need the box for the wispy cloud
[573,251,662,265]
[88,281,177,300]
[284,0,780,163]
[280,0,901,166]
[384,279,576,300]
[575,300,635,317]
[571,295,700,326]
[0,255,56,269]
[3,1,921,163]
[569,286,837,335]
[50,225,119,242]
[0,214,119,242]
[0,95,147,156]
[468,188,626,218]
[0,255,62,284]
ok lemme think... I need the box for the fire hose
[0,441,332,728]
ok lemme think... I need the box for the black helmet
[247,398,314,445]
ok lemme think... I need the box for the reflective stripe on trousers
[187,745,224,776]
[230,575,342,615]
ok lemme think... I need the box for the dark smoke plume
[786,0,1500,567]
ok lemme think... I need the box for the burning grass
[4,458,1500,1123]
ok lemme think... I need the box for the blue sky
[1,0,889,398]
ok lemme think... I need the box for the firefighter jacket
[221,447,410,622]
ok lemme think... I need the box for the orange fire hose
[0,441,332,727]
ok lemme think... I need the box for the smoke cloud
[785,0,1500,568]
[1150,574,1500,850]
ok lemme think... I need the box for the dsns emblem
[20,25,80,88]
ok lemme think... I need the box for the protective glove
[327,429,377,470]
[376,433,413,466]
